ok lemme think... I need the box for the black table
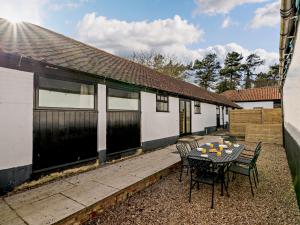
[187,142,245,196]
[188,142,245,164]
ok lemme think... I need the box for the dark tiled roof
[222,87,281,102]
[0,18,239,108]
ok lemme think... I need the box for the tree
[192,53,221,90]
[254,64,280,87]
[217,51,243,91]
[243,53,264,89]
[130,52,189,80]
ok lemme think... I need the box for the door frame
[179,98,192,136]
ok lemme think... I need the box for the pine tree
[193,53,221,90]
[218,51,243,91]
[254,64,280,87]
[243,53,264,89]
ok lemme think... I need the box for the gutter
[279,0,299,86]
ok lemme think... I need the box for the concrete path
[0,136,219,225]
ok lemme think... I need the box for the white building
[279,0,300,206]
[222,87,281,109]
[0,19,239,194]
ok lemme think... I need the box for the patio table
[187,142,245,196]
[188,142,245,164]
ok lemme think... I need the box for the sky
[0,0,280,72]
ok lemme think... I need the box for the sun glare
[4,16,23,24]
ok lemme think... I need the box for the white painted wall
[97,84,106,151]
[191,102,217,133]
[0,67,33,170]
[141,92,179,142]
[283,30,300,145]
[236,101,274,109]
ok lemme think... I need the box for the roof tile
[0,18,239,108]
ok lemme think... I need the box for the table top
[188,142,245,164]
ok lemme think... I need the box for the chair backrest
[187,156,213,174]
[254,141,262,154]
[251,146,262,167]
[223,135,237,143]
[176,142,190,159]
[188,140,199,150]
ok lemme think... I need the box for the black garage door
[106,88,141,155]
[33,75,98,172]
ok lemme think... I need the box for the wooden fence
[229,108,282,144]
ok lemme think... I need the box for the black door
[180,99,191,135]
[33,75,98,172]
[106,88,141,155]
[216,106,221,128]
[33,110,98,172]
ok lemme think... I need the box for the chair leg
[179,164,183,182]
[255,166,259,184]
[211,181,215,209]
[189,179,192,202]
[249,174,254,197]
[252,170,257,188]
[224,174,230,197]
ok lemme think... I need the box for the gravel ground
[86,143,300,225]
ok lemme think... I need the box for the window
[156,94,169,112]
[226,107,229,115]
[38,76,95,109]
[194,101,201,114]
[108,88,139,111]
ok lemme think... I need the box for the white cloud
[194,0,267,15]
[250,1,280,28]
[0,0,48,24]
[196,43,278,72]
[77,13,204,62]
[221,16,238,28]
[50,2,81,11]
[76,13,278,72]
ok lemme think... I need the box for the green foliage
[243,53,264,89]
[130,52,189,80]
[254,64,280,87]
[192,53,221,90]
[217,51,243,92]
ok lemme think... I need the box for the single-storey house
[222,87,281,109]
[0,18,239,193]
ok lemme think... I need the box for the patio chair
[223,135,237,143]
[187,140,199,151]
[229,147,262,197]
[187,156,219,208]
[235,142,262,185]
[176,142,190,182]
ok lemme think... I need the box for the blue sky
[1,0,280,71]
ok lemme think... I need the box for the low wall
[230,108,282,137]
[245,124,283,145]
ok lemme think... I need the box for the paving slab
[15,194,84,225]
[5,180,75,209]
[1,135,220,225]
[0,199,26,225]
[61,181,119,206]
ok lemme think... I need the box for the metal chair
[236,142,262,184]
[223,135,237,143]
[187,156,219,208]
[187,140,199,151]
[176,142,190,182]
[229,147,262,197]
